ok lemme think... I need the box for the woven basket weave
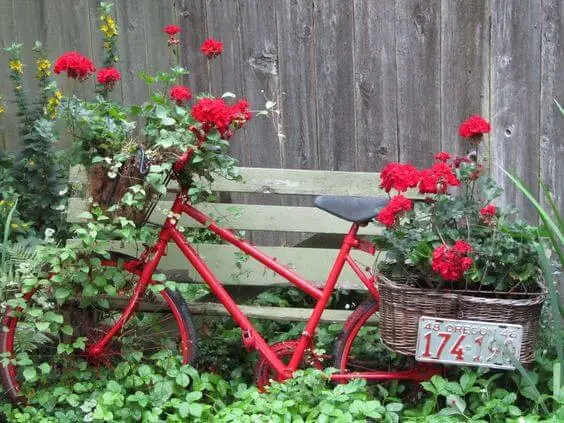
[457,293,545,363]
[378,275,545,362]
[87,162,164,227]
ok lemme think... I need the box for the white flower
[58,187,68,196]
[44,228,55,238]
[103,157,112,164]
[107,171,117,179]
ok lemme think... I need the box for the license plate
[415,316,523,370]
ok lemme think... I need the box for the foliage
[3,42,65,233]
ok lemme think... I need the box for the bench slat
[188,302,379,324]
[66,241,379,290]
[67,198,385,235]
[69,166,388,197]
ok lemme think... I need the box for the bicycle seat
[314,195,389,224]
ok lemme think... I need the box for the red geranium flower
[432,240,473,281]
[419,162,460,194]
[480,204,496,225]
[453,156,471,168]
[97,67,121,88]
[54,51,95,81]
[459,115,491,139]
[230,99,252,128]
[376,195,413,227]
[169,85,192,104]
[192,97,232,134]
[379,163,420,193]
[164,25,181,36]
[434,152,451,162]
[201,37,224,59]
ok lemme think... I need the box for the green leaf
[55,287,72,301]
[43,311,64,324]
[77,211,94,220]
[445,395,466,413]
[38,363,51,374]
[178,402,190,418]
[23,367,37,381]
[35,321,50,331]
[161,116,176,126]
[176,373,190,387]
[460,372,477,392]
[189,403,205,418]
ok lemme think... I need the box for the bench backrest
[68,167,399,291]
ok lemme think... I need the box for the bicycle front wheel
[0,253,197,404]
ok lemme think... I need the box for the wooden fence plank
[490,1,541,221]
[0,0,17,150]
[314,1,356,171]
[178,0,209,94]
[276,0,317,170]
[114,0,149,105]
[540,0,564,213]
[67,198,386,235]
[395,0,441,166]
[440,1,489,158]
[353,0,399,172]
[144,0,176,74]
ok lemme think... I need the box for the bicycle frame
[87,190,438,383]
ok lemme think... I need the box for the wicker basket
[86,161,164,227]
[378,274,545,362]
[379,276,459,355]
[457,293,545,363]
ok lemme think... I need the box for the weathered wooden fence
[0,0,562,222]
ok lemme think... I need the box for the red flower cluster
[376,195,413,227]
[418,162,460,194]
[191,98,251,137]
[434,151,451,162]
[164,25,181,36]
[201,37,223,59]
[453,156,471,168]
[480,204,496,225]
[164,24,181,45]
[230,99,252,128]
[169,85,192,104]
[97,67,121,88]
[379,163,420,193]
[431,240,473,281]
[54,51,95,81]
[459,115,491,139]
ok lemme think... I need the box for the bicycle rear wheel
[0,253,197,404]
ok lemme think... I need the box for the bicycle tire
[333,297,381,372]
[0,252,198,404]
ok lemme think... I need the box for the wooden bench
[67,167,394,323]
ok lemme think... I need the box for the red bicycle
[0,145,440,403]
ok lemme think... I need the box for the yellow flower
[0,105,4,115]
[46,90,62,119]
[36,58,51,78]
[100,15,118,38]
[10,223,18,229]
[9,60,24,74]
